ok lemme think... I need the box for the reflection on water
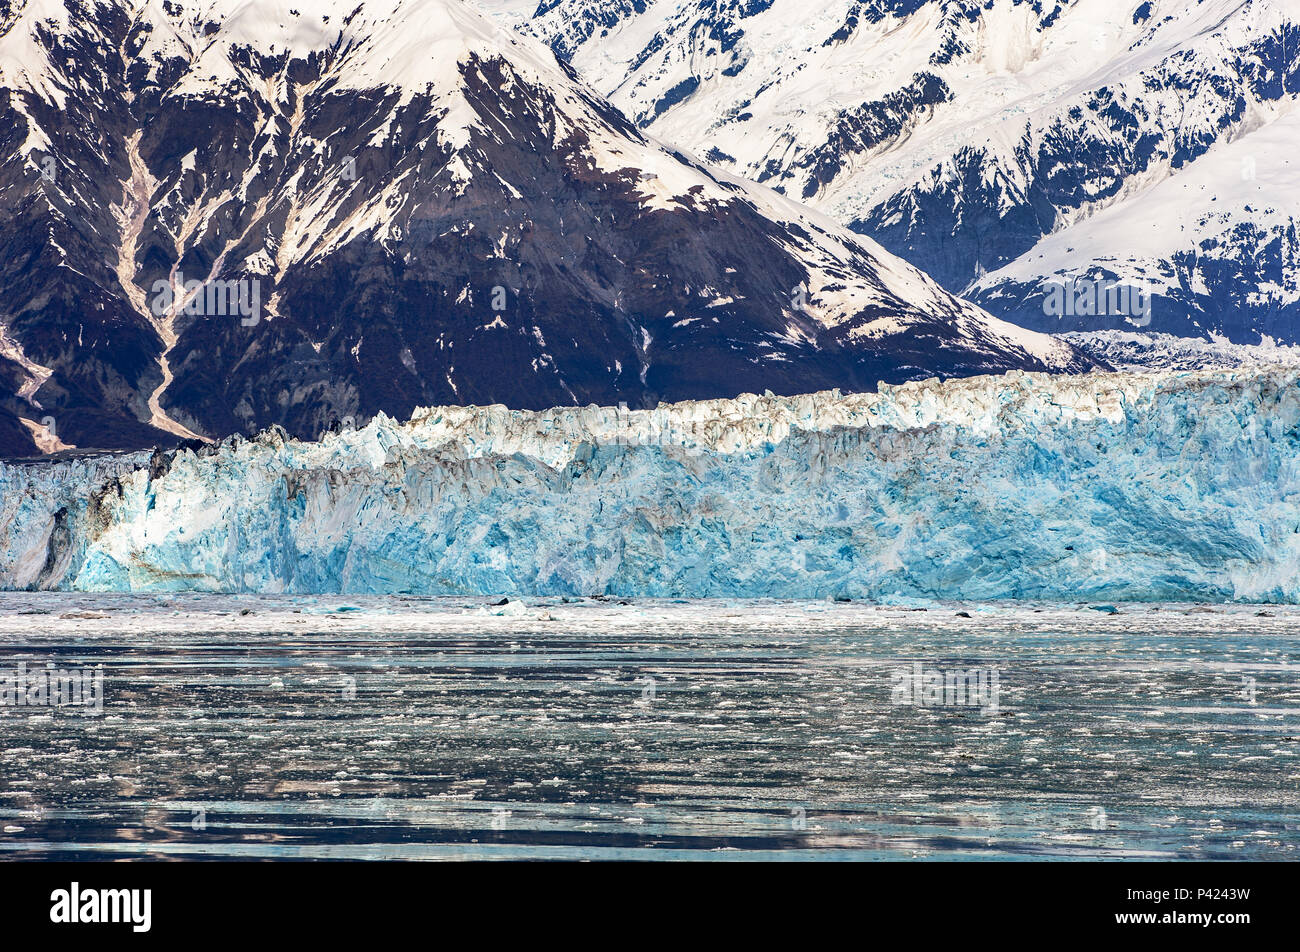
[1,594,1297,860]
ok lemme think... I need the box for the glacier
[1,366,1299,601]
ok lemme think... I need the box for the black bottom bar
[0,861,1281,940]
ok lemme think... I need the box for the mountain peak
[0,0,1093,458]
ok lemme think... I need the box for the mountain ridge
[486,0,1300,345]
[0,0,1092,458]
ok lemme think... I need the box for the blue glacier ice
[2,367,1299,601]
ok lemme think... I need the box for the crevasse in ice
[2,366,1298,600]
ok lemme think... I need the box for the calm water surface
[1,594,1297,860]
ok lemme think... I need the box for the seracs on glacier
[1,367,1298,601]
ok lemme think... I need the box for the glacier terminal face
[1,367,1298,601]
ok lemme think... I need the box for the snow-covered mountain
[4,364,1299,601]
[0,0,1089,458]
[487,0,1300,343]
[1063,329,1300,371]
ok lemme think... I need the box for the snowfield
[1063,331,1300,372]
[3,366,1300,601]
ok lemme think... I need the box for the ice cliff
[2,367,1298,601]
